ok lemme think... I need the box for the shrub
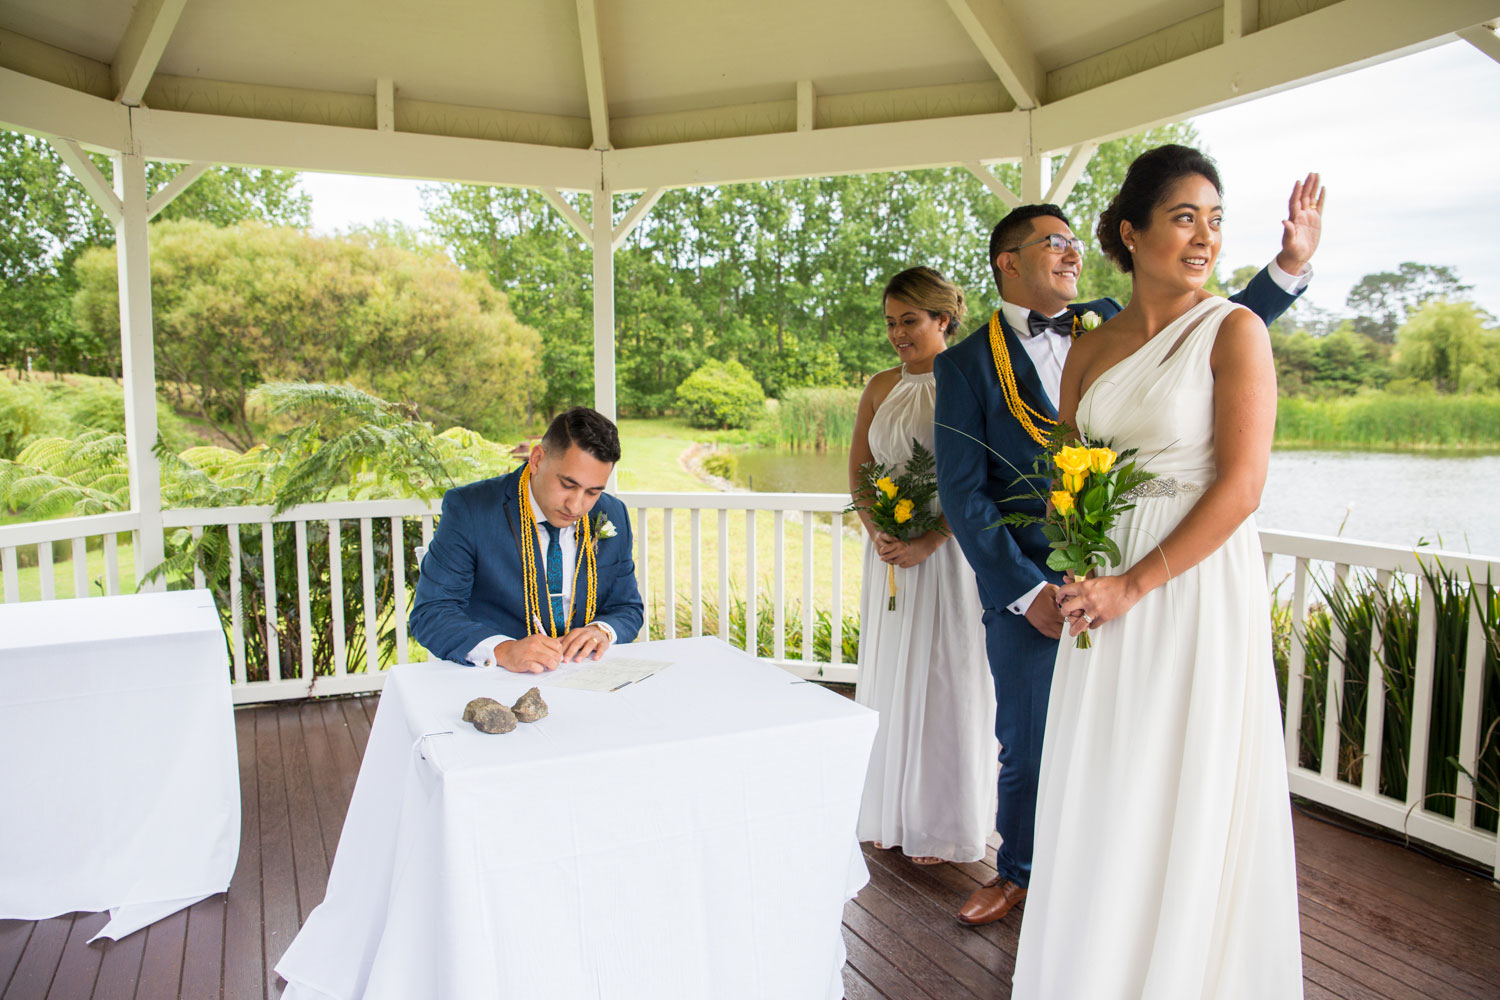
[701,450,736,480]
[675,359,765,429]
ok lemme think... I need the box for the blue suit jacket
[933,269,1299,613]
[409,465,644,663]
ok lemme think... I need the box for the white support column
[592,178,615,422]
[113,140,166,588]
[1020,150,1051,204]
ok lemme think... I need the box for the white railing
[1260,529,1500,878]
[2,500,1497,876]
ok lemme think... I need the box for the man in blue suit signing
[934,175,1324,925]
[411,406,644,672]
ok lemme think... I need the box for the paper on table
[549,656,671,692]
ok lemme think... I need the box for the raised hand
[1275,172,1325,276]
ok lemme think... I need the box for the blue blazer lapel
[996,311,1058,422]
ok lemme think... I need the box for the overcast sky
[298,40,1500,319]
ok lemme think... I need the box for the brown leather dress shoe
[957,876,1027,925]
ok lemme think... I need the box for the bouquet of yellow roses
[997,425,1156,648]
[845,439,946,610]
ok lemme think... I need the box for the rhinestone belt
[1118,477,1204,501]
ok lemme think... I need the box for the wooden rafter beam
[612,187,663,251]
[1034,0,1500,152]
[541,187,593,242]
[49,138,122,224]
[963,162,1020,209]
[1459,23,1500,65]
[1045,143,1097,205]
[1224,0,1258,44]
[112,0,189,106]
[942,0,1043,109]
[575,0,611,149]
[147,161,209,219]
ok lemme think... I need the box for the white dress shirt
[466,482,616,667]
[1001,259,1312,618]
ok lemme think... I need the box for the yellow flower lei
[518,463,598,637]
[988,309,1060,447]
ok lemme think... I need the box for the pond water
[730,446,1500,557]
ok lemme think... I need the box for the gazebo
[1,1,1498,995]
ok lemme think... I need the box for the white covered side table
[0,590,240,940]
[277,636,878,1000]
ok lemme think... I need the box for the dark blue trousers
[983,605,1060,888]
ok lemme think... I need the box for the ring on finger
[1082,613,1094,625]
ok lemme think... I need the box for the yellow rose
[1088,447,1117,475]
[1054,445,1092,477]
[876,476,897,499]
[894,498,914,523]
[1062,471,1087,494]
[1051,490,1075,516]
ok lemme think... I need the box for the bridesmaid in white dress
[851,267,997,865]
[1012,146,1304,997]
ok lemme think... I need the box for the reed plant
[1275,393,1500,451]
[767,387,861,451]
[1466,575,1500,832]
[1278,559,1500,829]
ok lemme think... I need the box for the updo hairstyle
[882,266,968,338]
[1096,144,1223,273]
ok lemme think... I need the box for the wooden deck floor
[3,694,1498,999]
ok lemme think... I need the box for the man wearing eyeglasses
[932,176,1325,928]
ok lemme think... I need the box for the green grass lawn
[5,538,139,602]
[616,417,864,651]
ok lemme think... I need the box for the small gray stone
[463,697,517,734]
[511,687,549,723]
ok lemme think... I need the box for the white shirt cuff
[467,634,513,667]
[1266,258,1313,295]
[1008,581,1047,617]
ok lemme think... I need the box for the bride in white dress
[850,267,996,865]
[1013,147,1305,998]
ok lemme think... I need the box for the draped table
[276,636,877,1000]
[0,589,240,941]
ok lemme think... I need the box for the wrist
[1275,250,1308,276]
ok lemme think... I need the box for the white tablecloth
[0,590,240,940]
[276,637,878,1000]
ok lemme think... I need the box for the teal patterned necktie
[542,522,567,630]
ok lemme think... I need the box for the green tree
[71,220,543,447]
[1347,263,1472,343]
[1392,300,1500,393]
[0,130,310,376]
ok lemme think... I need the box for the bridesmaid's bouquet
[997,425,1156,648]
[845,440,946,610]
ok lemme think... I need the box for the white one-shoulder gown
[1013,298,1303,999]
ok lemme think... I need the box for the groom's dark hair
[988,204,1071,295]
[542,406,622,464]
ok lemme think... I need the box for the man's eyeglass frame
[1004,233,1085,255]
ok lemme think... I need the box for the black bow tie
[1027,310,1072,338]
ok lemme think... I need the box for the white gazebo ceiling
[2,0,1497,192]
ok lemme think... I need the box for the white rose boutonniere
[592,512,618,542]
[1071,310,1103,336]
